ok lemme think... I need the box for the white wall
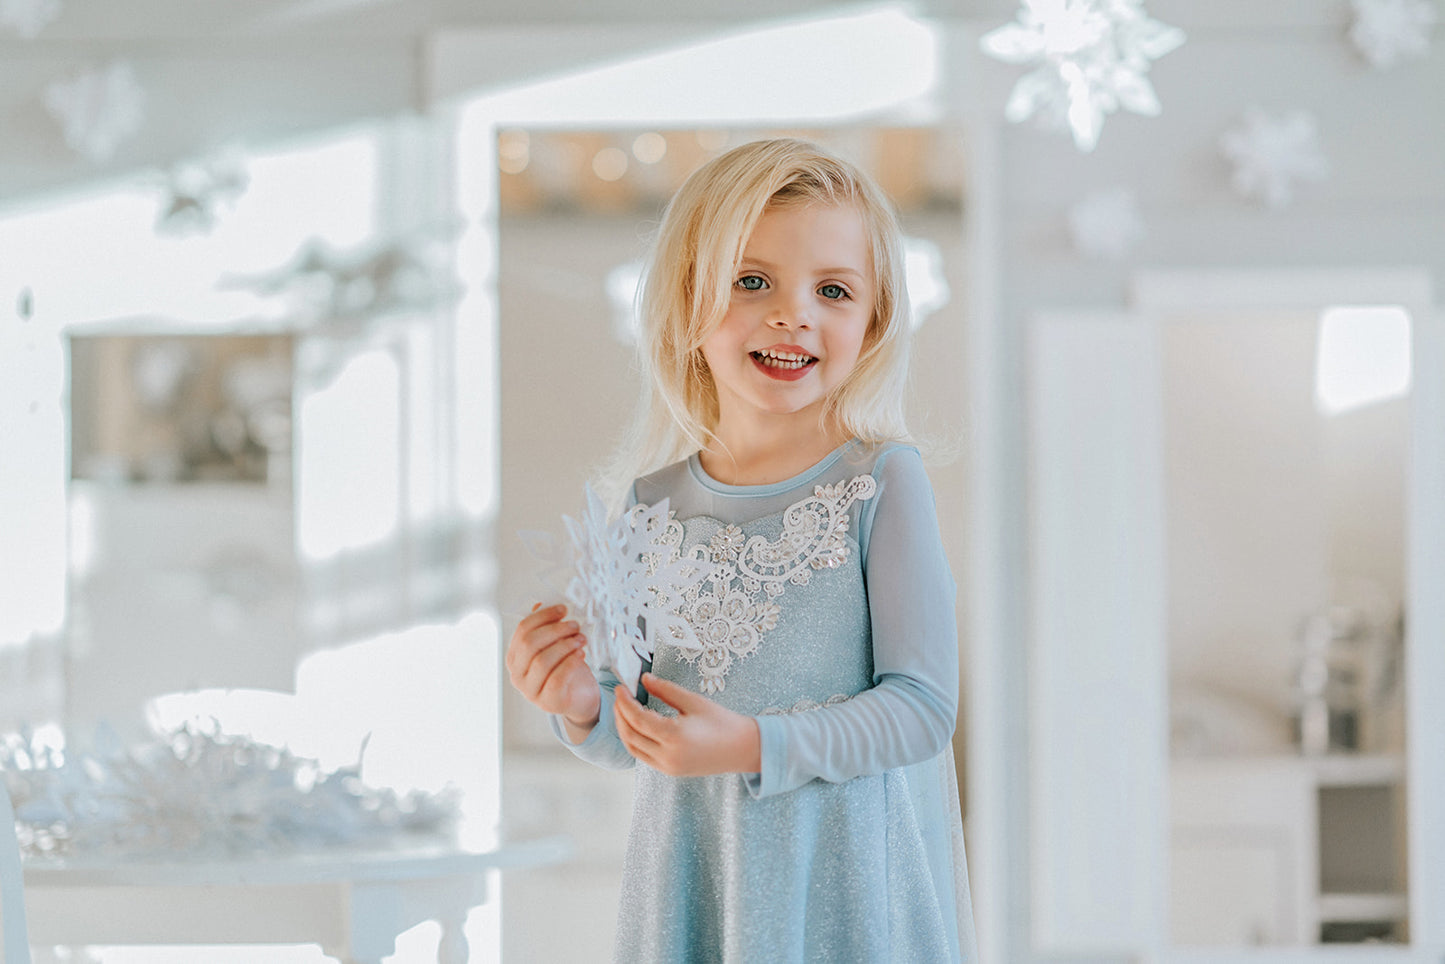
[946,9,1444,961]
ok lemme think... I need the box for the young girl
[506,138,976,962]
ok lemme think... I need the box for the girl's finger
[614,698,658,756]
[516,635,582,696]
[640,673,706,715]
[505,606,567,672]
[619,696,673,745]
[517,603,568,635]
[621,732,657,770]
[612,702,647,751]
[514,620,582,678]
[613,686,643,728]
[508,627,573,691]
[523,632,585,690]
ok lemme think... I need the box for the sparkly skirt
[612,749,971,963]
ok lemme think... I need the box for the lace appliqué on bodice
[656,474,877,695]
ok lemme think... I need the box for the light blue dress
[554,440,977,962]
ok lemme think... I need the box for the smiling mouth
[750,348,817,371]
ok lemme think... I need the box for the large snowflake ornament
[1349,0,1437,69]
[44,61,146,163]
[1220,107,1330,210]
[980,0,1185,151]
[1068,187,1145,260]
[0,0,60,37]
[523,487,708,695]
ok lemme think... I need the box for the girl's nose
[766,291,813,330]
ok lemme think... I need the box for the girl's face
[700,202,875,434]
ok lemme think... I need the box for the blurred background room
[0,1,1442,962]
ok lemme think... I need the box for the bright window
[1315,305,1412,416]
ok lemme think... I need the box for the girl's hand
[506,603,601,737]
[614,673,761,777]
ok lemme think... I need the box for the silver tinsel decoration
[1,723,459,859]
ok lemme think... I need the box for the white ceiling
[30,0,937,39]
[0,0,1012,204]
[5,0,1340,205]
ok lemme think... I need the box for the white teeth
[753,348,815,370]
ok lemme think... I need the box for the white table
[21,837,571,963]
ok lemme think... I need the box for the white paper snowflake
[0,0,60,38]
[523,486,707,695]
[1068,187,1145,260]
[1220,107,1330,210]
[1350,0,1437,69]
[43,61,146,163]
[980,0,1185,152]
[221,234,459,319]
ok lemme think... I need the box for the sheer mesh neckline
[686,439,859,497]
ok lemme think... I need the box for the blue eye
[736,275,766,291]
[819,283,849,300]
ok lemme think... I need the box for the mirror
[1165,308,1410,946]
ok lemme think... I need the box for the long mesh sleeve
[549,671,636,770]
[744,447,958,798]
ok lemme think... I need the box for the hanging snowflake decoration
[522,486,708,696]
[1349,0,1437,69]
[1068,187,1146,260]
[0,0,60,37]
[980,0,1186,152]
[220,233,460,320]
[43,61,146,163]
[156,148,251,235]
[1220,107,1330,210]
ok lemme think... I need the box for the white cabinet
[1170,754,1407,947]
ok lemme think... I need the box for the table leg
[437,911,469,964]
[323,943,383,964]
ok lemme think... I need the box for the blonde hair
[607,137,912,495]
